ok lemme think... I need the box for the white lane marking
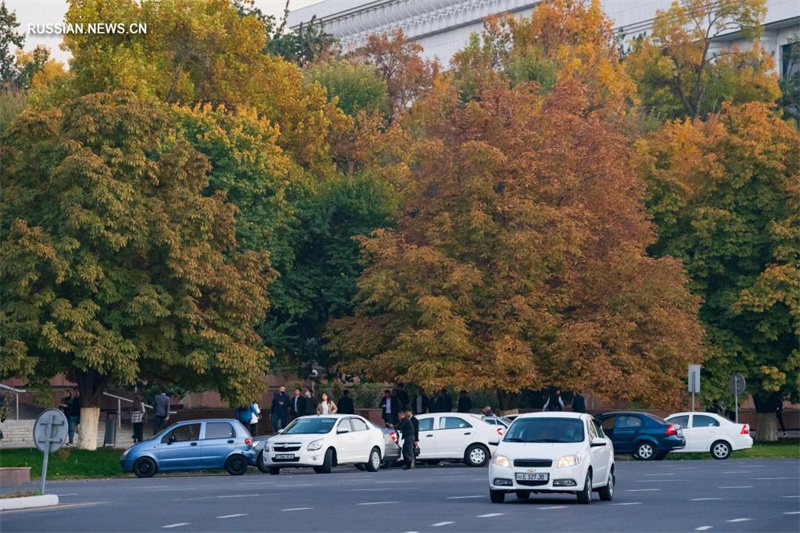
[536,506,568,510]
[722,471,748,474]
[782,495,800,498]
[644,473,675,476]
[694,527,713,531]
[280,484,314,488]
[726,518,752,523]
[348,488,393,492]
[447,495,484,500]
[755,477,794,480]
[637,479,683,483]
[477,513,504,517]
[431,522,455,527]
[784,511,800,515]
[215,494,260,498]
[626,489,661,492]
[162,524,190,529]
[56,493,79,496]
[281,507,312,512]
[217,514,246,519]
[375,480,407,484]
[611,502,642,506]
[357,501,401,506]
[718,486,753,489]
[691,498,724,501]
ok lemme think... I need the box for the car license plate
[516,472,548,481]
[274,453,295,460]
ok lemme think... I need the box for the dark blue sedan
[595,411,685,460]
[120,418,258,477]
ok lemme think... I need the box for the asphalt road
[2,459,798,532]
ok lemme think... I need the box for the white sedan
[412,413,501,467]
[262,415,385,474]
[488,412,615,504]
[665,412,752,460]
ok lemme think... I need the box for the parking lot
[2,459,798,532]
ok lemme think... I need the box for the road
[2,459,798,532]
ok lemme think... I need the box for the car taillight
[389,432,398,445]
[740,424,749,435]
[497,427,505,437]
[245,438,252,446]
[665,425,677,436]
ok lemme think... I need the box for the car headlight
[555,454,580,468]
[492,454,510,468]
[307,439,323,451]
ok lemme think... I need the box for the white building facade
[288,0,799,76]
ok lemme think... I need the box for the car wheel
[365,447,381,472]
[464,444,490,467]
[133,457,156,478]
[598,468,614,501]
[257,452,270,473]
[314,448,334,474]
[269,467,280,475]
[711,440,731,460]
[490,490,505,503]
[516,491,531,500]
[225,454,248,476]
[634,442,655,461]
[577,471,592,504]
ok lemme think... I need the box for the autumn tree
[310,59,389,117]
[637,102,800,440]
[625,0,779,120]
[0,92,274,448]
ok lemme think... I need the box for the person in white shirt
[316,392,338,415]
[249,401,261,434]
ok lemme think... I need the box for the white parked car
[261,415,385,474]
[488,412,615,504]
[413,413,501,467]
[664,412,752,460]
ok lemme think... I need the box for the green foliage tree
[0,92,274,448]
[309,59,389,117]
[778,35,800,123]
[0,0,23,87]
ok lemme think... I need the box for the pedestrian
[304,389,316,415]
[412,388,430,415]
[337,390,355,414]
[439,388,452,412]
[131,393,145,444]
[67,388,81,446]
[271,386,289,431]
[457,390,472,413]
[153,389,170,434]
[572,390,586,413]
[542,387,564,412]
[777,400,787,437]
[317,392,338,415]
[289,388,306,420]
[249,400,262,435]
[395,383,410,409]
[59,389,72,417]
[396,410,416,469]
[481,405,495,417]
[379,389,400,427]
[404,407,420,458]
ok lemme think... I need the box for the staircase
[0,417,136,450]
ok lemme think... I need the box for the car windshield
[283,417,336,435]
[503,418,585,443]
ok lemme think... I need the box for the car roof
[597,411,657,417]
[667,412,725,418]
[515,412,588,420]
[171,418,242,424]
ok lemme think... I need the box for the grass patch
[0,447,125,479]
[0,491,39,499]
[664,440,800,460]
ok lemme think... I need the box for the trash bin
[103,412,117,447]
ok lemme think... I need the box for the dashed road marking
[718,486,753,489]
[784,511,800,515]
[626,489,661,492]
[357,501,400,506]
[215,494,260,498]
[755,477,794,480]
[721,471,748,474]
[217,514,246,519]
[611,502,642,506]
[431,522,455,527]
[691,498,724,501]
[477,513,504,517]
[162,524,190,529]
[694,527,713,531]
[536,506,568,510]
[447,495,484,500]
[281,507,312,512]
[637,479,683,483]
[726,518,752,523]
[782,495,800,498]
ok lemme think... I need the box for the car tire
[634,442,656,461]
[269,467,280,475]
[365,447,381,472]
[257,452,270,473]
[599,468,614,501]
[490,490,505,503]
[464,444,490,467]
[133,457,156,478]
[711,440,731,460]
[225,454,248,476]
[515,491,531,500]
[577,471,592,504]
[314,448,334,474]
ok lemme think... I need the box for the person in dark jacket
[572,391,586,413]
[542,388,565,411]
[395,383,410,409]
[303,389,316,416]
[289,388,306,421]
[338,390,355,414]
[437,389,452,413]
[271,386,289,431]
[153,389,169,435]
[457,390,472,413]
[379,389,400,427]
[404,407,420,459]
[397,410,416,469]
[67,388,81,445]
[412,389,430,414]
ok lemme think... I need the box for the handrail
[0,384,26,421]
[102,392,153,429]
[0,384,26,393]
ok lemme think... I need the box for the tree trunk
[752,392,781,442]
[496,390,520,411]
[74,369,110,451]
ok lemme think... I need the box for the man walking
[153,389,170,434]
[405,407,419,459]
[67,388,81,446]
[572,391,586,413]
[338,390,355,414]
[304,389,316,416]
[271,386,289,432]
[379,389,399,427]
[397,410,416,469]
[289,388,306,421]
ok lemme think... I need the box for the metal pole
[118,399,122,429]
[40,417,52,494]
[734,383,739,423]
[691,391,695,412]
[15,392,19,421]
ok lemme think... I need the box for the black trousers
[133,422,144,443]
[153,415,167,435]
[402,440,415,468]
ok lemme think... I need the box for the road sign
[729,373,746,424]
[688,365,701,393]
[33,408,68,494]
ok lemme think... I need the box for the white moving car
[413,413,501,467]
[488,412,615,504]
[262,415,385,474]
[664,412,752,460]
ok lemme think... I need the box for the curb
[0,494,59,511]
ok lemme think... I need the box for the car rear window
[205,422,235,439]
[503,418,585,443]
[284,417,336,434]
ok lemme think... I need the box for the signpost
[728,373,746,423]
[688,365,701,412]
[33,409,68,494]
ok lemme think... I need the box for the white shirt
[321,402,329,414]
[250,403,260,424]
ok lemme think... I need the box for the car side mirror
[337,428,349,434]
[590,438,607,447]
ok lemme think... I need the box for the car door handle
[463,432,471,435]
[190,442,198,446]
[227,440,234,444]
[426,435,433,438]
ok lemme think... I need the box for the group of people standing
[242,386,357,434]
